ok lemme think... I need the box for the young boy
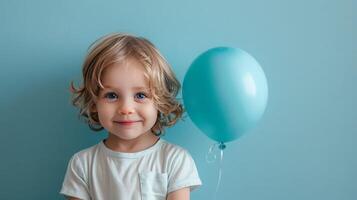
[60,33,202,200]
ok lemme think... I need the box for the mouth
[114,121,141,126]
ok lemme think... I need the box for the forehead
[100,58,149,90]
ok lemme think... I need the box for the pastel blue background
[1,0,356,199]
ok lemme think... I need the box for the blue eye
[104,92,117,100]
[135,92,147,100]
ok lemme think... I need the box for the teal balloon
[183,47,268,143]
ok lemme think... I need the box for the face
[94,58,158,141]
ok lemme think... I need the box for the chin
[110,131,145,141]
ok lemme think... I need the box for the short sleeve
[59,154,91,200]
[167,149,202,193]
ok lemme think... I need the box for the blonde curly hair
[70,33,184,136]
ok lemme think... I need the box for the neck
[104,132,160,153]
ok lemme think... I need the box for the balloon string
[206,143,218,163]
[214,148,224,200]
[206,142,225,200]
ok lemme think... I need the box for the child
[60,33,202,200]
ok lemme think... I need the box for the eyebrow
[103,86,149,90]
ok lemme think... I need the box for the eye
[135,92,147,100]
[104,92,118,101]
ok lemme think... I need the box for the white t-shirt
[60,138,202,200]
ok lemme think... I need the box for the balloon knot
[218,142,226,150]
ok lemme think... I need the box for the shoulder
[159,139,197,170]
[69,142,102,166]
[160,139,191,158]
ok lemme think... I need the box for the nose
[117,98,135,115]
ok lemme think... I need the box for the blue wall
[1,0,356,199]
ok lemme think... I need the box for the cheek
[96,104,114,121]
[143,106,158,122]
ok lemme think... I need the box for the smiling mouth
[114,121,140,125]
